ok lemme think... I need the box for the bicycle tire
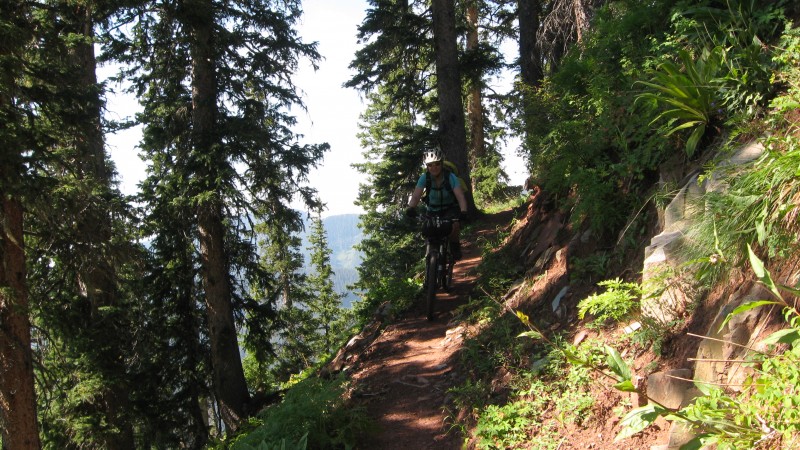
[440,247,450,291]
[446,254,455,290]
[425,251,438,321]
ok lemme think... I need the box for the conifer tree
[348,0,439,311]
[0,3,42,447]
[462,0,511,203]
[518,0,544,87]
[2,0,138,446]
[29,2,137,445]
[305,208,349,355]
[254,210,316,383]
[349,0,512,311]
[109,0,326,432]
[432,0,472,209]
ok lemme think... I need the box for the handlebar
[418,213,458,222]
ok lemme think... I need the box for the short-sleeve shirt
[416,171,460,212]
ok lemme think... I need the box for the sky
[104,0,526,217]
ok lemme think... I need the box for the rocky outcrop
[642,141,765,325]
[639,141,789,449]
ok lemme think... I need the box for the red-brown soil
[340,206,675,449]
[342,211,510,449]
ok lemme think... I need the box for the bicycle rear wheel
[445,253,454,290]
[439,248,450,291]
[425,251,438,320]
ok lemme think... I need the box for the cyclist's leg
[445,205,462,260]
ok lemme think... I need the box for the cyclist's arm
[453,181,467,214]
[408,186,424,209]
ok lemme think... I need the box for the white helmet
[423,148,445,165]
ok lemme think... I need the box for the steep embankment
[325,197,671,449]
[329,180,794,449]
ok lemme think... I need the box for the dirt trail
[347,210,515,449]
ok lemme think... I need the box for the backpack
[443,160,469,191]
[423,169,454,208]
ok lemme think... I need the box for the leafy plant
[683,132,800,276]
[636,47,724,156]
[615,246,800,448]
[231,432,308,450]
[226,376,372,450]
[679,0,786,117]
[570,252,610,284]
[769,26,800,117]
[623,317,680,358]
[475,400,540,449]
[577,278,642,326]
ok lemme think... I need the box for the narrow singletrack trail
[348,210,514,449]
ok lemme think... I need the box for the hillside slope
[328,177,797,449]
[329,200,675,448]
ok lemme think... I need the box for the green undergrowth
[445,221,631,449]
[218,375,372,450]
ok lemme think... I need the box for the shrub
[226,376,372,450]
[577,278,642,326]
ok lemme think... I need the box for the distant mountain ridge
[299,214,363,308]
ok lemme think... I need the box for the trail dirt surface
[342,206,671,449]
[347,211,513,449]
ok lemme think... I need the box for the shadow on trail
[351,315,464,450]
[349,211,519,449]
[321,208,524,449]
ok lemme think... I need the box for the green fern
[577,278,642,325]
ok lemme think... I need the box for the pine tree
[305,208,350,355]
[0,2,42,447]
[462,0,511,203]
[253,210,316,385]
[348,0,510,312]
[32,2,137,446]
[347,0,438,314]
[2,0,139,446]
[432,0,472,209]
[108,0,327,433]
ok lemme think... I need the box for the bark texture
[73,7,135,447]
[431,0,476,212]
[518,0,543,87]
[466,2,485,192]
[0,196,42,450]
[187,0,250,431]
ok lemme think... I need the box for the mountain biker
[405,148,468,260]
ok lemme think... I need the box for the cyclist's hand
[405,207,418,218]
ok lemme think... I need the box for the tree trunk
[197,207,250,432]
[187,0,250,432]
[0,3,41,444]
[0,195,42,450]
[72,6,135,448]
[573,0,588,45]
[465,2,485,193]
[431,0,476,213]
[518,0,543,87]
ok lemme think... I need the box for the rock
[551,285,569,312]
[646,369,698,410]
[623,321,641,334]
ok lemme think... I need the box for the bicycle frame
[419,214,457,320]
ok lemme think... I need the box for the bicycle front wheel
[425,251,438,321]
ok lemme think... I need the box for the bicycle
[418,213,458,321]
